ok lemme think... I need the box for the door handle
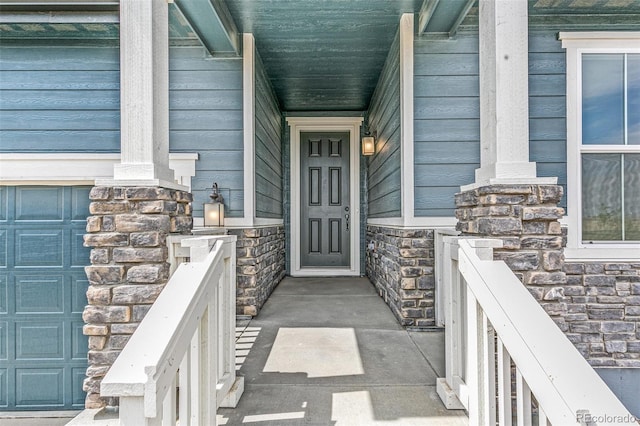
[345,213,350,231]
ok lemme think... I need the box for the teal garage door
[0,186,89,410]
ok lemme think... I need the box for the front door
[299,132,350,268]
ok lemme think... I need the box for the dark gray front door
[300,132,350,268]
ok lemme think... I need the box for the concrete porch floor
[217,276,468,426]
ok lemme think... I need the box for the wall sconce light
[362,133,375,156]
[204,182,225,227]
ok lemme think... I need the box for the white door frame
[286,116,363,277]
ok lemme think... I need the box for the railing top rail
[457,239,635,425]
[101,239,225,398]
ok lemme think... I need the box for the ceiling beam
[418,0,475,37]
[173,0,239,56]
[448,0,475,37]
[418,0,440,34]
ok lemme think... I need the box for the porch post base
[219,376,245,408]
[436,378,465,410]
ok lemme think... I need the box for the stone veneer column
[455,184,568,326]
[230,226,285,316]
[82,186,192,408]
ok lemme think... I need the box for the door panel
[300,132,350,267]
[0,186,89,410]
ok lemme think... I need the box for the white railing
[437,238,637,426]
[101,235,243,426]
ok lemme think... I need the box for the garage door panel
[71,276,88,314]
[15,230,64,267]
[72,229,90,267]
[0,230,6,267]
[0,274,6,313]
[71,367,86,407]
[71,321,87,360]
[0,321,6,360]
[16,368,64,407]
[0,368,7,407]
[15,275,65,314]
[16,321,64,360]
[15,187,64,222]
[71,187,91,222]
[0,187,7,222]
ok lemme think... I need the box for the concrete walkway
[217,277,468,426]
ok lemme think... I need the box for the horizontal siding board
[415,119,480,142]
[170,90,243,110]
[414,97,479,120]
[369,166,401,200]
[414,75,479,97]
[170,110,242,131]
[414,53,479,76]
[530,117,566,141]
[0,110,119,130]
[368,191,402,217]
[414,35,478,54]
[170,130,243,151]
[530,139,566,163]
[0,71,120,90]
[415,164,477,187]
[415,141,480,164]
[0,130,120,152]
[529,31,564,53]
[0,90,119,110]
[193,151,243,171]
[0,47,120,71]
[529,52,565,75]
[529,96,565,118]
[170,70,242,90]
[529,74,565,96]
[414,186,461,213]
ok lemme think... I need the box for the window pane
[582,54,624,145]
[625,154,640,240]
[582,154,622,241]
[629,55,640,145]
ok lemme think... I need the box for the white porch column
[104,0,177,188]
[469,0,555,189]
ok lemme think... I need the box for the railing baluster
[497,337,512,426]
[516,367,532,426]
[466,288,480,426]
[162,374,177,426]
[179,347,191,426]
[481,313,496,426]
[190,326,200,425]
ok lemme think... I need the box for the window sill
[564,246,640,262]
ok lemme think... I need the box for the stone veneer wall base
[229,225,285,316]
[366,226,436,327]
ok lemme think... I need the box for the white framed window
[561,32,640,261]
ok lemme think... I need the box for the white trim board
[0,153,198,190]
[241,33,257,228]
[286,116,363,277]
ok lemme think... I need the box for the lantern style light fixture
[362,133,375,156]
[204,182,225,227]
